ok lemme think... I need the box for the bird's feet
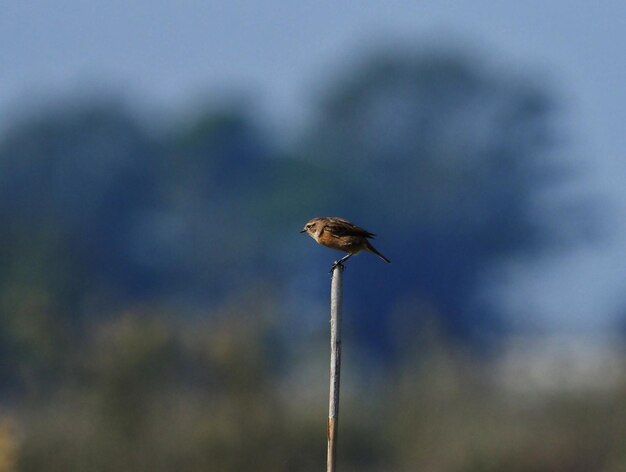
[329,260,345,274]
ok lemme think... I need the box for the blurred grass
[4,304,626,471]
[0,417,17,472]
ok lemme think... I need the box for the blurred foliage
[0,416,17,472]
[387,342,626,472]
[0,48,601,469]
[0,50,576,368]
[304,51,567,347]
[11,309,626,471]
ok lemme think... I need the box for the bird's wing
[326,217,376,238]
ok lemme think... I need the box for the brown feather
[301,216,390,263]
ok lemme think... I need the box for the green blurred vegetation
[0,48,610,470]
[8,308,626,471]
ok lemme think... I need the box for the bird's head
[300,217,323,239]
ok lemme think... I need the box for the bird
[300,217,390,269]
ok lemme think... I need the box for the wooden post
[327,263,343,472]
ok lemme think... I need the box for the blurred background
[2,2,626,471]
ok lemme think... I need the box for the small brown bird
[300,217,390,268]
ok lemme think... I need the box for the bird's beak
[300,229,307,233]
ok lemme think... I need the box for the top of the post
[330,261,345,277]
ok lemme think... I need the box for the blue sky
[2,1,625,331]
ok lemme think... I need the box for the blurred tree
[151,107,279,301]
[0,100,159,391]
[0,100,159,298]
[0,102,279,391]
[0,48,584,391]
[300,51,571,352]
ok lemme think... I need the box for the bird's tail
[365,241,390,263]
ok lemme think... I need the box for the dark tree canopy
[0,49,579,388]
[299,52,566,348]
